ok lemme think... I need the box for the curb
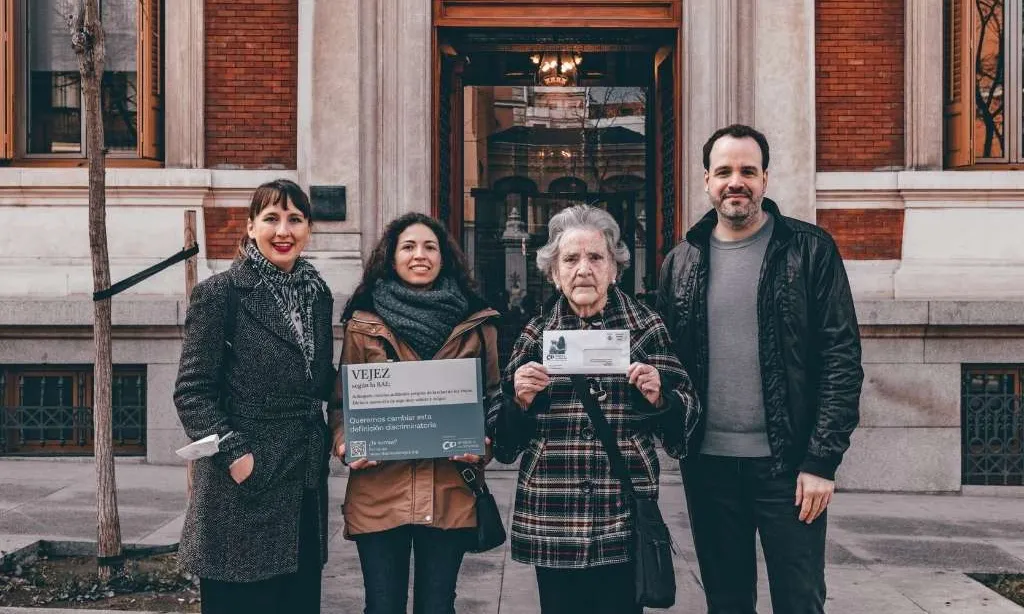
[1,540,178,571]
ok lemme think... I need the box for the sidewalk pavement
[1,458,1023,613]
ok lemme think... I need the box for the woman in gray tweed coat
[174,179,335,614]
[489,205,701,614]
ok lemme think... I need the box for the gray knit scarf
[371,276,469,360]
[244,241,328,375]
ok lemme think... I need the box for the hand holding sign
[341,358,486,462]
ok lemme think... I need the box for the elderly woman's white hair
[536,205,631,281]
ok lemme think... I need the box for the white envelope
[542,329,630,374]
[175,431,235,461]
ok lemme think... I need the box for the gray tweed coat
[174,259,335,582]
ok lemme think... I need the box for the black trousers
[199,491,322,614]
[682,455,827,614]
[353,524,473,614]
[535,563,642,614]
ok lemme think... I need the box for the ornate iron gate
[962,368,1024,486]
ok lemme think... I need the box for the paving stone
[860,538,1024,572]
[3,459,1024,613]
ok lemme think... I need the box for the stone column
[905,0,944,170]
[300,0,369,295]
[378,0,433,223]
[355,0,433,258]
[682,0,756,228]
[753,0,816,222]
[164,0,204,168]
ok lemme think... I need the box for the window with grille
[961,366,1024,485]
[0,366,146,455]
[944,0,1024,166]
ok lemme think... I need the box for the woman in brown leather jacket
[331,212,500,614]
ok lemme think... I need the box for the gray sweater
[701,215,774,457]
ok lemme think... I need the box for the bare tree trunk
[69,0,122,581]
[184,211,197,500]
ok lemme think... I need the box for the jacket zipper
[755,233,790,469]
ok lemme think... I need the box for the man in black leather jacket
[657,124,863,614]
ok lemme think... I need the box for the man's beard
[711,190,762,228]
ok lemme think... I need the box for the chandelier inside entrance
[529,51,583,87]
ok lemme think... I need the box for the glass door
[437,32,677,360]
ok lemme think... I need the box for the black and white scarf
[244,241,328,375]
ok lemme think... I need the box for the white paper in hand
[175,433,228,460]
[543,329,630,374]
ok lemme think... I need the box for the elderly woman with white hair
[487,205,701,614]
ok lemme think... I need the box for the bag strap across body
[570,374,641,502]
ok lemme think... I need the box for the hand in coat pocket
[229,452,255,484]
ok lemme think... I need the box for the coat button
[580,480,594,495]
[424,515,432,522]
[581,426,595,440]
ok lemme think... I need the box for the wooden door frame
[430,0,684,251]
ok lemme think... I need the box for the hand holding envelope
[627,362,664,408]
[513,361,551,409]
[542,329,630,375]
[514,329,663,408]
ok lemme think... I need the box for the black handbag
[457,462,507,553]
[570,374,676,609]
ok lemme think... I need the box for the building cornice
[816,170,1024,209]
[0,169,298,208]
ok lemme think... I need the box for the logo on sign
[442,441,458,451]
[546,336,567,361]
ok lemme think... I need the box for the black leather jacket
[656,198,863,479]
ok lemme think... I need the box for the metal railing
[962,384,1024,486]
[0,404,146,455]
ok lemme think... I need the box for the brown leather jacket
[331,307,501,537]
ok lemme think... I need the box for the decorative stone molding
[817,170,1024,300]
[816,172,903,209]
[164,0,204,168]
[0,169,296,208]
[817,170,1024,208]
[904,0,944,170]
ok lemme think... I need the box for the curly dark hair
[341,213,489,322]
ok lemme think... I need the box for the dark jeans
[353,524,473,614]
[682,455,827,614]
[535,563,642,614]
[200,490,322,614]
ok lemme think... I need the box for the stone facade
[1,0,1023,494]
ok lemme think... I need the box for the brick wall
[817,209,904,260]
[205,0,297,169]
[816,0,905,170]
[204,207,249,259]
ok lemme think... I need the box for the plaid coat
[490,286,700,569]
